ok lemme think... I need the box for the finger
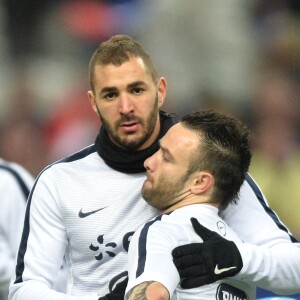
[175,264,207,278]
[190,218,219,241]
[180,275,212,289]
[173,254,204,269]
[172,243,203,259]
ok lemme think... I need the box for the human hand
[172,217,243,288]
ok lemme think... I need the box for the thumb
[191,218,220,241]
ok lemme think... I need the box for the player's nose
[119,94,134,114]
[144,154,156,172]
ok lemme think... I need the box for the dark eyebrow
[99,81,147,96]
[127,81,147,89]
[99,86,118,95]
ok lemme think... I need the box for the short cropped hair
[181,110,252,208]
[89,35,158,93]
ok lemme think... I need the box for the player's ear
[88,91,97,113]
[157,77,167,108]
[190,172,214,195]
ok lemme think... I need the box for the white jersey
[126,204,256,300]
[8,145,300,300]
[0,158,34,300]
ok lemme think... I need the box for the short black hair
[181,110,252,208]
[89,34,158,93]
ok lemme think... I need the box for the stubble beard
[142,175,187,210]
[97,94,159,150]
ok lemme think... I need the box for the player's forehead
[95,57,149,79]
[93,57,153,91]
[161,123,198,158]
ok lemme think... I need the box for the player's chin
[121,134,146,149]
[142,180,153,193]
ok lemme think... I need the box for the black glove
[98,277,128,300]
[172,217,243,289]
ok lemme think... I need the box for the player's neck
[162,195,219,214]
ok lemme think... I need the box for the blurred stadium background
[0,1,299,298]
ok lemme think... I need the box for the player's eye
[132,88,143,95]
[104,92,117,100]
[162,153,170,162]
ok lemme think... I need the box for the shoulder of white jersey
[245,173,298,243]
[35,143,97,177]
[49,144,97,166]
[27,143,96,195]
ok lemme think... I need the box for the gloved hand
[172,217,243,289]
[98,277,128,300]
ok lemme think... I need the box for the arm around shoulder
[222,174,300,294]
[237,241,300,294]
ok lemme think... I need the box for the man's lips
[143,175,153,189]
[120,121,140,132]
[145,173,153,182]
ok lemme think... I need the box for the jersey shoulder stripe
[55,144,96,164]
[136,215,162,277]
[136,214,171,277]
[245,173,298,243]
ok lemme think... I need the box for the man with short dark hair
[126,110,255,299]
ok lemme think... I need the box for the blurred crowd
[0,0,299,239]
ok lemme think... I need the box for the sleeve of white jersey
[125,221,180,299]
[8,168,98,300]
[220,173,300,294]
[0,164,33,292]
